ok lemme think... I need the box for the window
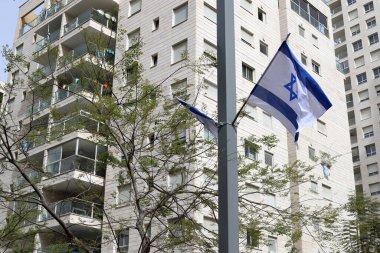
[365,144,376,157]
[171,79,187,100]
[169,169,187,189]
[322,184,332,200]
[6,98,15,113]
[245,140,257,160]
[204,40,217,60]
[360,107,371,120]
[263,112,272,129]
[370,183,380,196]
[152,17,159,31]
[354,166,361,181]
[127,28,140,49]
[117,230,129,252]
[308,146,316,160]
[363,125,374,138]
[173,2,188,26]
[129,0,141,16]
[264,151,273,166]
[310,181,318,193]
[358,89,369,102]
[15,44,23,56]
[357,72,367,84]
[317,120,326,135]
[367,17,376,29]
[204,3,217,23]
[151,54,158,67]
[168,217,185,238]
[371,49,380,61]
[345,77,352,91]
[376,85,380,96]
[354,56,365,68]
[347,0,356,5]
[369,33,379,45]
[352,147,360,162]
[12,70,19,83]
[247,228,259,247]
[118,184,131,205]
[348,9,358,20]
[312,35,318,47]
[258,8,266,22]
[204,80,217,102]
[246,105,256,120]
[260,41,268,56]
[374,67,380,78]
[241,27,254,47]
[242,63,254,82]
[368,163,379,176]
[268,236,278,253]
[240,0,252,13]
[299,25,305,37]
[352,40,363,51]
[364,1,374,13]
[312,60,320,74]
[171,40,187,64]
[301,54,307,65]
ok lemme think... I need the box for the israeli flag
[322,164,331,179]
[176,98,219,137]
[248,41,332,142]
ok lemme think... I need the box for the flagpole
[231,33,292,126]
[217,1,239,253]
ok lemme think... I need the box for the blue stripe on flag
[279,42,332,111]
[251,85,299,130]
[177,99,215,121]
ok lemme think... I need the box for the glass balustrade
[40,198,102,221]
[35,29,61,52]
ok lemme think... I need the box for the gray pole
[217,0,239,253]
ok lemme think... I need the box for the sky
[0,0,25,82]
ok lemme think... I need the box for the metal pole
[217,1,239,253]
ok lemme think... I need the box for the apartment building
[328,0,380,201]
[0,81,4,107]
[1,0,354,252]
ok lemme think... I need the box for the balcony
[35,29,60,52]
[58,44,115,69]
[331,6,342,15]
[290,0,329,37]
[333,20,344,31]
[336,60,349,74]
[26,98,51,117]
[46,154,105,178]
[40,198,102,222]
[12,170,42,191]
[63,8,116,36]
[54,78,111,104]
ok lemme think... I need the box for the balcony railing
[331,6,342,15]
[20,0,75,36]
[50,110,106,139]
[63,8,116,35]
[40,198,102,221]
[21,135,46,151]
[26,98,51,116]
[35,29,60,52]
[290,0,329,37]
[336,61,350,74]
[37,247,100,253]
[46,154,106,178]
[58,44,115,68]
[333,21,344,31]
[334,37,346,46]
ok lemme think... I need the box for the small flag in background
[322,164,331,179]
[248,41,332,142]
[176,98,219,137]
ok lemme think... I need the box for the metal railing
[63,8,116,35]
[290,0,329,37]
[333,21,344,31]
[40,198,103,221]
[46,154,106,177]
[21,135,46,151]
[35,29,60,52]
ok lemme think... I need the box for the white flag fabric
[176,98,219,137]
[248,41,332,142]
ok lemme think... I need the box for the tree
[340,193,380,253]
[0,28,346,253]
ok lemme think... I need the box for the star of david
[283,73,298,101]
